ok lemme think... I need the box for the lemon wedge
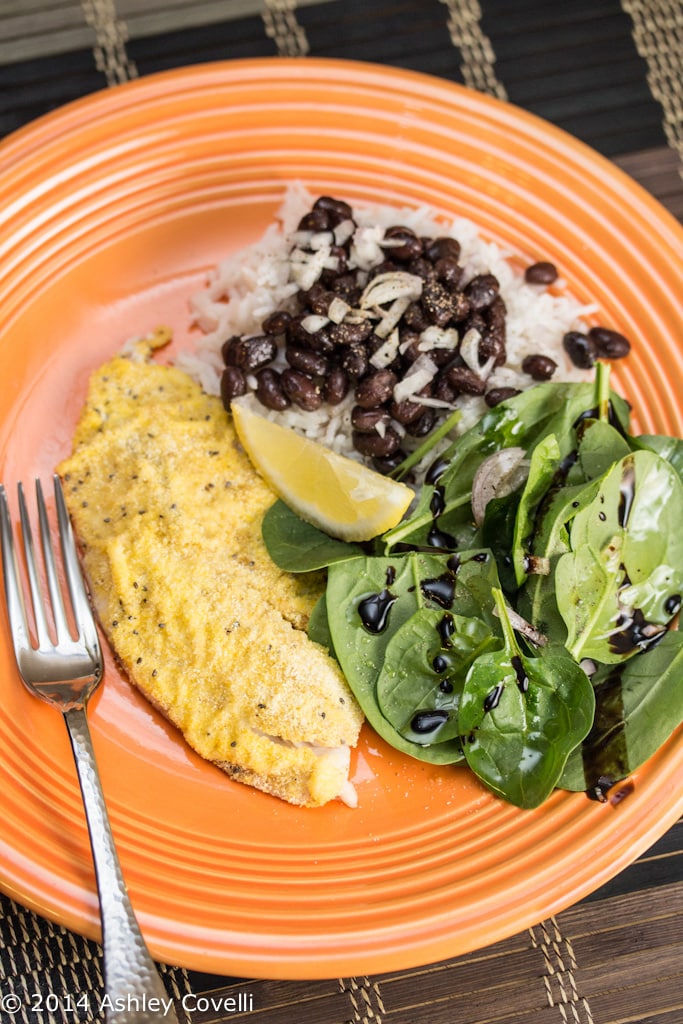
[231,401,414,542]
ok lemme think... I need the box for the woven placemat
[1,835,681,1023]
[0,0,677,165]
[1,3,682,1022]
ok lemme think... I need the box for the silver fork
[0,477,180,1024]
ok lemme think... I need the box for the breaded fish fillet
[57,350,363,807]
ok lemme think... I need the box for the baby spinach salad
[262,364,683,808]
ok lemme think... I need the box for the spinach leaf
[382,429,485,551]
[517,476,600,639]
[326,549,501,764]
[632,433,683,485]
[262,499,363,571]
[382,380,630,552]
[307,594,335,653]
[557,450,683,662]
[482,489,523,595]
[511,433,561,588]
[516,419,629,637]
[376,609,499,744]
[577,419,631,480]
[458,589,595,808]
[559,630,683,791]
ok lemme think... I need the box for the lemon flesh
[231,401,414,542]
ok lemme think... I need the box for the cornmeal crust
[58,352,363,807]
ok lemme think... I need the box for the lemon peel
[231,401,414,542]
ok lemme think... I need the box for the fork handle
[64,706,179,1024]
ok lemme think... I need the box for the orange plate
[1,58,682,980]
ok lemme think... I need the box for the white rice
[178,183,595,463]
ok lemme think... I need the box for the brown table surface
[0,2,682,1022]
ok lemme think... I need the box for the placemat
[1,818,681,1022]
[0,2,681,1022]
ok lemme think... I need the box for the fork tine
[53,475,100,655]
[0,484,31,655]
[17,481,54,650]
[35,478,72,646]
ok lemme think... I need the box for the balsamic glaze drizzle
[410,710,450,735]
[358,566,398,634]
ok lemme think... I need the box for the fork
[0,477,180,1024]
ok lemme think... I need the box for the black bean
[398,331,423,364]
[288,315,335,353]
[355,369,397,409]
[464,273,500,311]
[298,208,330,232]
[308,288,338,316]
[321,245,348,282]
[221,335,242,365]
[329,320,373,346]
[352,427,401,458]
[424,237,461,263]
[227,335,278,371]
[255,368,291,411]
[446,365,487,395]
[485,293,507,331]
[351,406,392,433]
[563,330,596,369]
[421,280,456,327]
[405,406,437,437]
[313,195,353,225]
[403,302,430,332]
[331,274,362,303]
[451,292,471,322]
[372,450,407,475]
[434,373,458,403]
[297,282,327,309]
[281,369,322,411]
[340,343,369,380]
[435,257,463,288]
[485,387,521,407]
[285,347,329,376]
[588,326,631,359]
[383,225,423,262]
[262,310,292,335]
[368,259,400,280]
[220,366,246,407]
[323,367,349,405]
[479,330,506,368]
[465,311,487,336]
[522,354,557,380]
[525,261,558,285]
[407,257,437,282]
[390,397,425,425]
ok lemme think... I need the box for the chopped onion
[471,447,528,527]
[308,230,334,251]
[418,325,459,351]
[374,296,413,339]
[290,230,313,248]
[359,271,423,311]
[393,354,438,404]
[301,314,330,333]
[458,326,496,381]
[350,226,386,271]
[289,248,329,291]
[327,296,351,324]
[415,395,457,409]
[333,219,356,247]
[369,329,401,369]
